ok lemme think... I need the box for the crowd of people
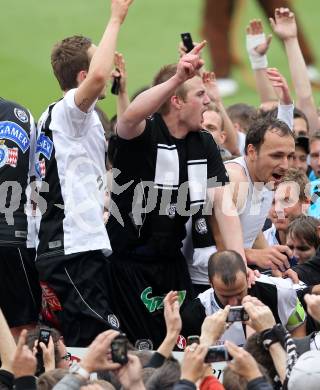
[1,0,320,389]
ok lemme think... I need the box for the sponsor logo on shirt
[140,286,186,313]
[14,108,28,123]
[36,133,53,160]
[0,142,18,168]
[0,121,30,153]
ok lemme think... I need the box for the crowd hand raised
[176,41,206,83]
[80,330,122,373]
[226,341,263,382]
[115,354,144,390]
[270,8,297,42]
[180,343,209,384]
[266,68,293,105]
[247,267,260,288]
[200,305,230,346]
[110,0,134,25]
[12,329,37,378]
[163,291,182,338]
[246,19,272,56]
[202,71,221,103]
[243,300,276,333]
[304,294,320,322]
[111,52,127,93]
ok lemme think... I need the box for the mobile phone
[205,345,232,363]
[36,328,51,375]
[111,76,121,95]
[227,306,249,322]
[187,335,200,346]
[181,32,194,53]
[111,333,128,365]
[39,328,51,346]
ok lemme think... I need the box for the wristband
[246,33,268,70]
[260,324,287,350]
[69,362,90,379]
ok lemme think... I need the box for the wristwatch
[260,323,287,350]
[69,362,90,379]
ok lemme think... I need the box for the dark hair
[152,64,188,115]
[245,117,294,155]
[293,107,309,133]
[208,250,247,285]
[223,363,270,390]
[287,215,320,249]
[145,360,181,390]
[226,103,257,133]
[310,130,320,145]
[51,35,92,91]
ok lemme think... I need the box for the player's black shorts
[0,246,41,327]
[35,250,119,347]
[106,249,195,349]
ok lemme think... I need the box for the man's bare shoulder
[224,161,248,184]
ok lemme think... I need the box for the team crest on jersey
[195,218,208,235]
[108,314,120,328]
[36,133,53,160]
[0,121,30,153]
[166,203,177,219]
[176,335,187,350]
[0,142,18,168]
[35,158,46,179]
[14,108,28,123]
[135,339,154,351]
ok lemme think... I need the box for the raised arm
[75,0,133,112]
[246,19,276,104]
[112,52,130,118]
[0,309,16,372]
[117,41,206,140]
[202,71,240,155]
[270,7,318,135]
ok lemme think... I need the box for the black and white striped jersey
[35,89,111,259]
[0,97,36,247]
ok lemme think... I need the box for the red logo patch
[176,335,187,350]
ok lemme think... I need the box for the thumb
[269,17,276,31]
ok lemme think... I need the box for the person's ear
[246,144,257,160]
[171,95,183,110]
[76,70,88,85]
[220,131,227,144]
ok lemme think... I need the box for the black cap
[295,136,309,154]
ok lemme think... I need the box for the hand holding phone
[111,333,128,365]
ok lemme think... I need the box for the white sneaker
[307,65,320,83]
[216,78,239,97]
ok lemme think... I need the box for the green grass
[1,0,320,119]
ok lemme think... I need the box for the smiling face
[269,184,304,232]
[179,76,211,132]
[248,130,295,186]
[290,146,308,173]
